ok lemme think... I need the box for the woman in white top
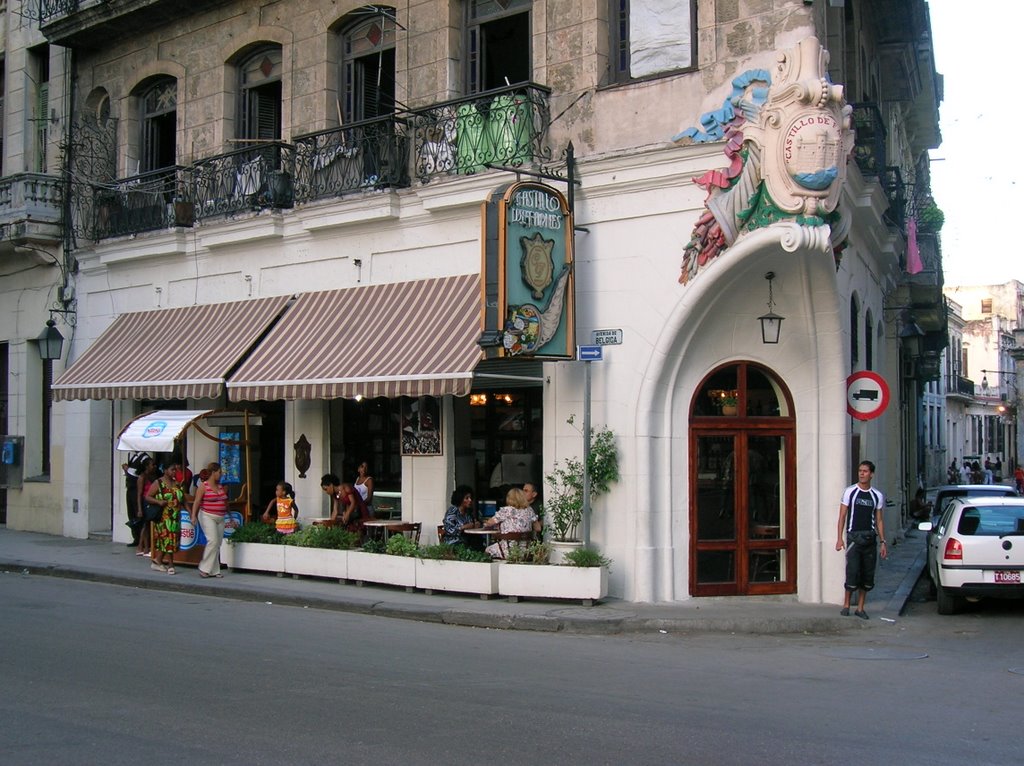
[355,461,375,516]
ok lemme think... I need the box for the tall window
[466,0,531,94]
[239,46,283,142]
[340,7,397,122]
[140,77,177,172]
[29,45,50,173]
[0,61,5,176]
[864,310,874,370]
[610,0,696,83]
[850,295,860,370]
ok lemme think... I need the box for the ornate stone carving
[673,37,854,285]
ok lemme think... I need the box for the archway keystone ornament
[674,37,855,285]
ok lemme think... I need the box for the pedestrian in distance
[121,451,149,547]
[135,457,158,558]
[835,460,887,619]
[192,462,228,578]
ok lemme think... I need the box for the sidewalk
[0,525,927,636]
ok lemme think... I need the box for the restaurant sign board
[481,181,575,359]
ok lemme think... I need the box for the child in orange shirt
[262,481,299,535]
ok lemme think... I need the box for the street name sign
[593,329,623,345]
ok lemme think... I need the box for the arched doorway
[690,362,796,596]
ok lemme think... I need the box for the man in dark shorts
[835,460,888,619]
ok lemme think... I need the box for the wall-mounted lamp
[757,272,784,344]
[38,319,65,361]
[898,312,925,358]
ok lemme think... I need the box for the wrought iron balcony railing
[78,84,552,240]
[851,103,887,178]
[946,374,975,398]
[293,116,410,203]
[38,0,82,25]
[92,166,191,239]
[409,84,552,182]
[190,142,295,220]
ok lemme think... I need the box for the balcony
[409,84,552,183]
[76,84,552,241]
[0,173,64,246]
[39,0,226,48]
[293,116,410,204]
[946,374,975,401]
[92,166,191,239]
[852,103,886,178]
[191,143,295,221]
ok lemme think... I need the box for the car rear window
[956,506,1024,536]
[939,488,1016,514]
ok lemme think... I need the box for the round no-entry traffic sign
[846,371,890,421]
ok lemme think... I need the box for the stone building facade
[1,0,943,603]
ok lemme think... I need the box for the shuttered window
[239,47,283,141]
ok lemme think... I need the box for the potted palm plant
[545,421,619,563]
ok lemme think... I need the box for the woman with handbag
[192,462,228,578]
[146,462,185,574]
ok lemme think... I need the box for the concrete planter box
[347,551,417,588]
[415,558,499,596]
[225,542,286,573]
[498,564,609,605]
[284,546,348,580]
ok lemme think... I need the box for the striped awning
[226,275,483,401]
[52,296,292,402]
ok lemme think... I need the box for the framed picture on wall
[400,396,442,456]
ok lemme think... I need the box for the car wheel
[936,585,963,615]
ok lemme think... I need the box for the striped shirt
[199,482,229,516]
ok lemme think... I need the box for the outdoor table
[362,519,409,543]
[463,527,500,546]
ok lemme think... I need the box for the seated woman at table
[442,485,478,545]
[321,474,371,536]
[483,487,541,559]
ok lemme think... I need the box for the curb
[2,553,917,637]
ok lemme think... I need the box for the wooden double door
[689,363,796,595]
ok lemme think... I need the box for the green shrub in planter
[283,525,359,550]
[418,543,492,562]
[361,538,386,554]
[562,547,612,569]
[385,534,420,557]
[228,521,281,545]
[505,540,550,565]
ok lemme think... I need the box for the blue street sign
[577,345,603,361]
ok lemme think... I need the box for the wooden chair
[489,529,534,559]
[386,522,422,544]
[437,524,446,543]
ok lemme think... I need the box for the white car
[920,496,1024,614]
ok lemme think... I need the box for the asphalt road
[2,572,1021,765]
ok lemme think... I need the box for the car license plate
[994,570,1021,584]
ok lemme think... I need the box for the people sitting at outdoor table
[321,473,371,536]
[442,484,479,545]
[483,487,541,559]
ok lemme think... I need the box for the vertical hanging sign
[481,181,575,359]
